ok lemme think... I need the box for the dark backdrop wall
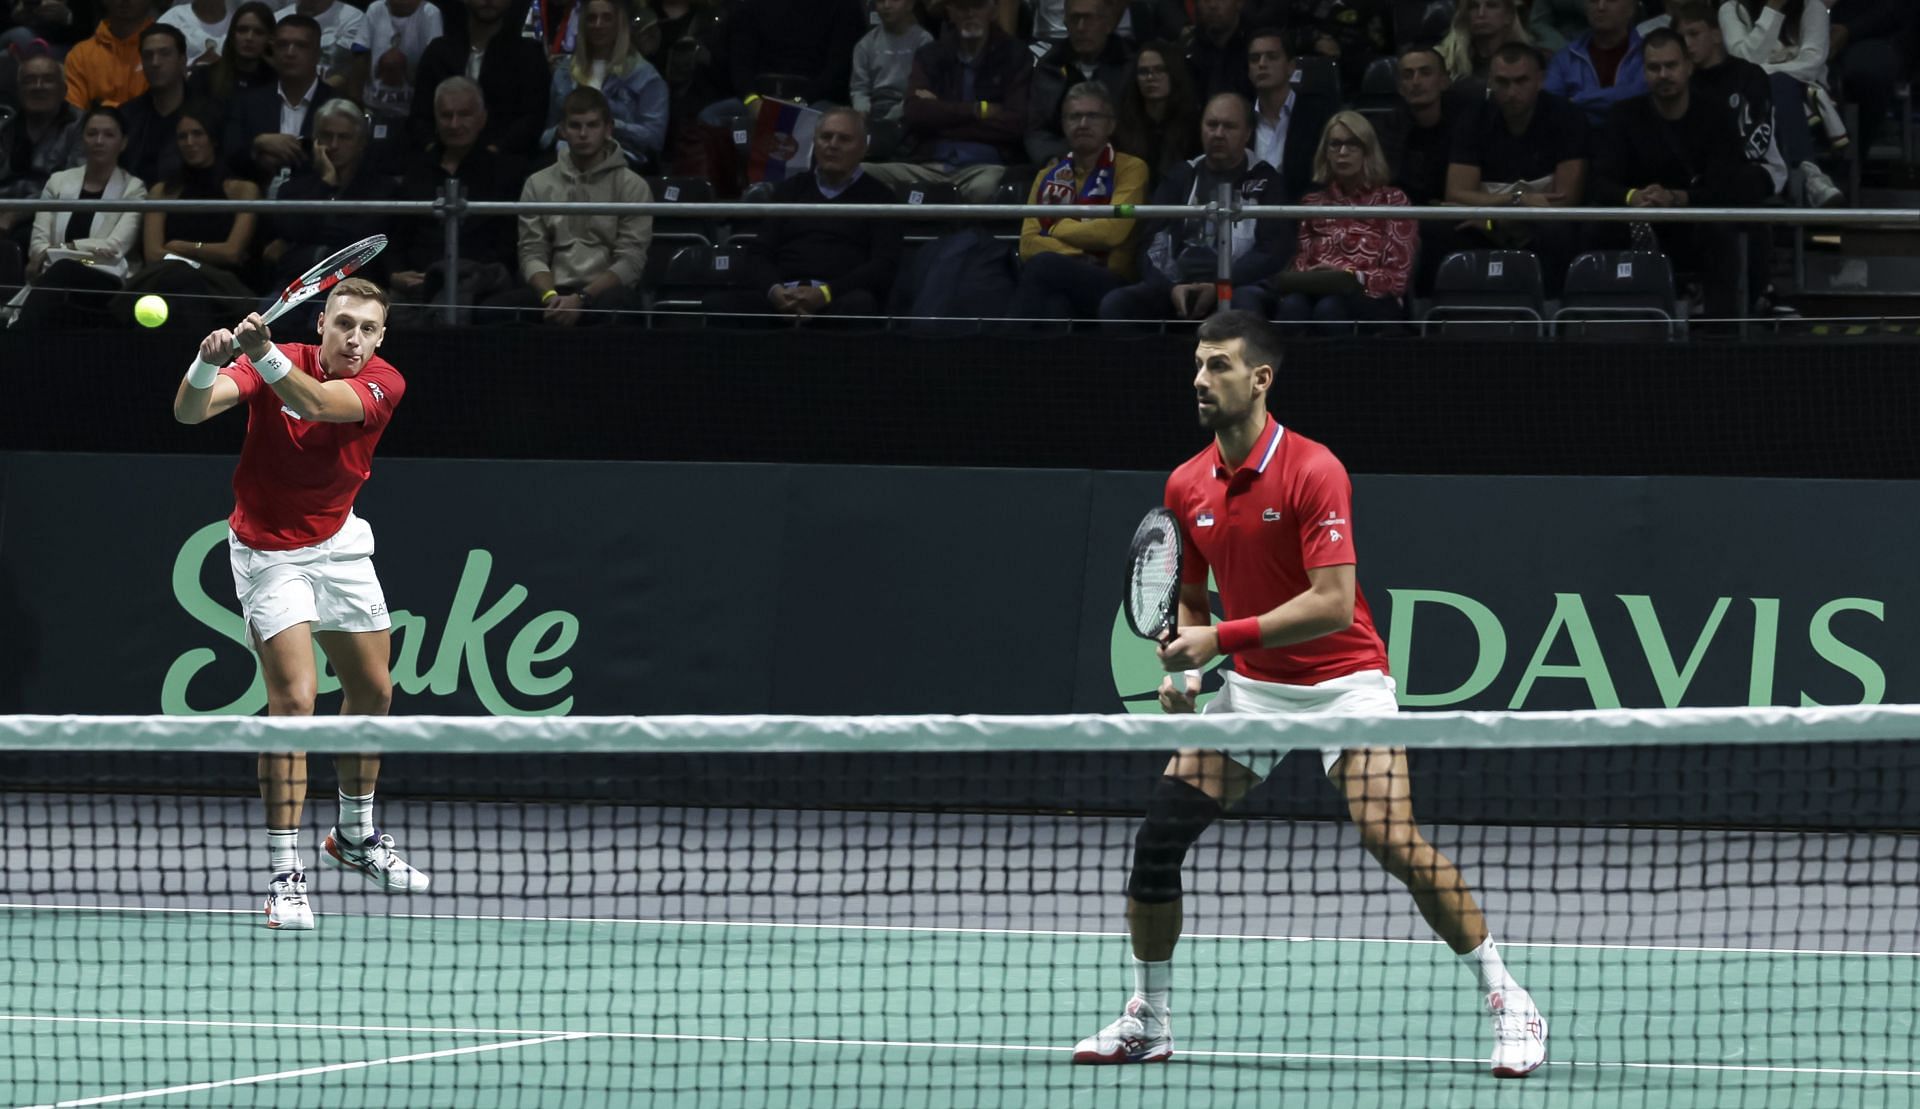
[2,452,1912,827]
[5,330,1919,477]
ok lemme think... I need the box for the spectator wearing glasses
[1025,0,1135,165]
[1009,82,1149,323]
[1,53,83,254]
[1247,111,1414,333]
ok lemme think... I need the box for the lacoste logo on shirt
[1262,508,1282,522]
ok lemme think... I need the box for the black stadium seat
[1553,250,1683,340]
[1419,250,1547,337]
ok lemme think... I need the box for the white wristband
[185,358,220,389]
[1184,669,1202,687]
[252,344,292,384]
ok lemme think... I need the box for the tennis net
[3,709,1918,1108]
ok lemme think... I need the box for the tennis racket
[1124,506,1185,643]
[258,234,388,325]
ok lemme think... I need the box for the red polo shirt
[1164,415,1389,685]
[222,343,405,551]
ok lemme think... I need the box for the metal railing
[4,187,1910,327]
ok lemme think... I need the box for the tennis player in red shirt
[172,278,428,932]
[1073,311,1547,1076]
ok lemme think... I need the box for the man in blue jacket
[1544,0,1646,127]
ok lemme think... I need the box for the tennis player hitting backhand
[172,279,428,931]
[1074,311,1548,1076]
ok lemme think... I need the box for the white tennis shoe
[1072,997,1173,1064]
[264,870,314,930]
[322,827,430,892]
[1487,988,1548,1078]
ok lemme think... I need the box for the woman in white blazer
[14,105,149,330]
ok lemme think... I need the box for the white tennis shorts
[229,513,391,646]
[1202,668,1401,778]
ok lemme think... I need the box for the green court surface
[5,909,1917,1108]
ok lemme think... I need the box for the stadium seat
[1356,56,1400,135]
[1553,250,1683,340]
[1419,250,1547,337]
[896,180,959,241]
[641,176,719,291]
[650,242,749,327]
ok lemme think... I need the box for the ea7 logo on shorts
[369,602,386,617]
[1262,508,1282,522]
[1196,512,1215,527]
[367,382,385,402]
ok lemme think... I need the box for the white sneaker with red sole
[1072,997,1173,1064]
[1488,987,1548,1078]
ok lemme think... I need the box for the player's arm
[172,328,244,424]
[1158,564,1355,671]
[232,313,368,424]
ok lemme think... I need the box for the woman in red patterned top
[1272,111,1417,334]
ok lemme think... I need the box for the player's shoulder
[358,353,406,393]
[1275,427,1351,481]
[1166,444,1218,492]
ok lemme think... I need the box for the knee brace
[1126,776,1224,904]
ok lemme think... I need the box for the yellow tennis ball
[134,294,169,328]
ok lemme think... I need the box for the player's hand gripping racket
[258,234,388,325]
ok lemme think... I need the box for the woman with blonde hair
[1436,0,1533,89]
[543,0,670,168]
[1264,111,1417,333]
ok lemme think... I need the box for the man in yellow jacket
[1007,81,1148,325]
[65,0,154,108]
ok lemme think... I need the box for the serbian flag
[746,97,821,184]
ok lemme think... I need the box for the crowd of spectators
[0,0,1911,331]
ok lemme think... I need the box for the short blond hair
[1311,111,1390,190]
[327,276,389,313]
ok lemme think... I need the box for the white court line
[4,1016,1919,1081]
[4,902,1918,958]
[14,1033,587,1109]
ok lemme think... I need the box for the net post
[439,178,466,328]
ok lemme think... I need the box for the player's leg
[256,620,319,930]
[311,555,427,893]
[1330,746,1547,1077]
[1074,747,1261,1065]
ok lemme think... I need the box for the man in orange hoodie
[65,0,155,108]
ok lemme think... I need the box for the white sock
[1132,957,1173,1018]
[1463,937,1521,996]
[267,829,302,875]
[337,791,375,843]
